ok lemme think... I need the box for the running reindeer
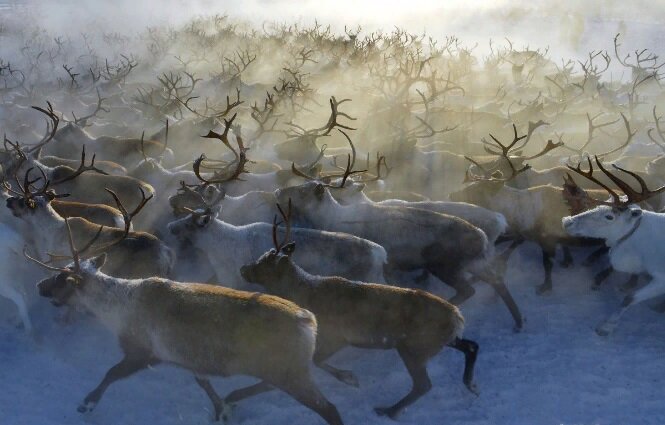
[240,200,479,419]
[563,157,665,336]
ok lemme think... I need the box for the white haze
[5,0,665,68]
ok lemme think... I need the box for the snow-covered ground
[1,242,664,425]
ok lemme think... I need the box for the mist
[1,1,665,425]
[5,0,665,61]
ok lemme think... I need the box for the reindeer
[167,197,388,285]
[451,129,611,294]
[38,155,127,176]
[6,173,173,279]
[169,182,277,225]
[48,122,175,168]
[239,207,479,419]
[274,180,524,330]
[563,157,665,336]
[2,104,156,214]
[25,222,344,425]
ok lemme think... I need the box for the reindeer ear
[65,275,81,286]
[315,184,325,198]
[353,182,366,192]
[281,242,296,256]
[89,253,107,270]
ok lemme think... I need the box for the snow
[1,242,664,425]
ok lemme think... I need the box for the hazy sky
[4,0,665,62]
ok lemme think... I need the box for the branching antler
[567,156,665,207]
[272,198,292,251]
[51,146,109,185]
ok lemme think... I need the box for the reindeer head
[167,205,221,245]
[168,181,224,218]
[240,200,295,285]
[275,181,333,215]
[563,204,643,243]
[562,157,664,244]
[37,254,107,307]
[450,144,531,204]
[4,167,68,219]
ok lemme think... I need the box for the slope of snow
[1,242,664,425]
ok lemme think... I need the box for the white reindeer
[563,157,665,335]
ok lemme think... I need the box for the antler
[25,101,60,156]
[483,124,527,156]
[24,218,104,274]
[522,139,564,160]
[465,155,531,183]
[51,146,109,185]
[69,88,109,127]
[272,198,292,251]
[647,105,665,152]
[596,113,636,159]
[566,156,622,205]
[567,156,665,207]
[356,153,390,183]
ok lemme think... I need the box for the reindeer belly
[610,247,644,275]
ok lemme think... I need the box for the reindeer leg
[583,245,610,267]
[497,237,523,266]
[314,338,358,387]
[593,267,614,290]
[560,245,574,268]
[278,374,344,425]
[78,352,158,413]
[429,267,475,305]
[448,337,479,395]
[478,269,524,331]
[597,275,665,336]
[374,344,432,419]
[536,246,555,295]
[224,381,274,403]
[195,377,231,422]
[619,274,640,293]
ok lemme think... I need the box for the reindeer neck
[33,205,66,255]
[77,271,141,333]
[269,261,318,304]
[312,192,345,229]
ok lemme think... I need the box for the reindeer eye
[605,215,614,220]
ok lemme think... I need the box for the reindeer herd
[1,14,665,424]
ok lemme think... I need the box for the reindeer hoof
[465,381,480,396]
[337,370,360,388]
[595,322,615,337]
[374,406,399,419]
[536,284,551,295]
[214,402,234,423]
[77,401,95,413]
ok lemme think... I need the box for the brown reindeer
[25,220,343,424]
[239,202,479,419]
[6,171,173,278]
